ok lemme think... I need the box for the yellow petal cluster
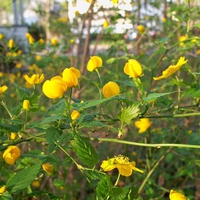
[51,38,58,46]
[42,76,67,99]
[62,67,81,88]
[169,190,187,200]
[3,146,21,165]
[87,56,102,72]
[0,186,6,195]
[153,57,188,81]
[102,81,120,98]
[0,85,8,94]
[42,163,54,174]
[71,110,80,120]
[137,25,145,34]
[24,74,44,85]
[23,99,30,110]
[101,155,143,177]
[8,39,15,48]
[124,59,143,78]
[134,118,151,133]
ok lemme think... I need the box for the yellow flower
[0,85,8,94]
[35,55,42,61]
[153,57,188,80]
[32,180,40,188]
[10,132,17,140]
[15,62,22,69]
[0,33,3,40]
[42,163,54,174]
[23,100,30,110]
[0,186,6,195]
[112,0,118,4]
[169,190,187,200]
[39,38,45,45]
[103,20,109,28]
[124,59,143,78]
[196,49,200,55]
[17,50,22,55]
[24,74,44,85]
[62,67,81,88]
[71,110,80,120]
[3,146,21,165]
[0,72,3,77]
[102,81,120,98]
[137,25,145,34]
[8,39,15,48]
[25,33,32,39]
[162,17,166,22]
[101,155,143,177]
[179,35,188,46]
[51,38,58,46]
[28,36,34,44]
[42,76,67,99]
[87,56,102,72]
[134,118,151,133]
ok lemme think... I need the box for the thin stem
[55,142,82,169]
[135,147,172,198]
[90,138,200,149]
[1,100,13,118]
[95,69,102,99]
[114,173,121,187]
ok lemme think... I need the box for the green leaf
[40,115,67,126]
[84,169,105,180]
[6,160,43,193]
[142,92,174,102]
[48,99,66,114]
[182,88,200,98]
[53,179,65,189]
[117,104,140,125]
[96,176,111,199]
[46,127,62,152]
[111,187,124,200]
[71,135,99,167]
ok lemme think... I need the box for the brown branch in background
[136,0,141,55]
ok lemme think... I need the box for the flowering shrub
[0,1,200,199]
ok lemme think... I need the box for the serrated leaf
[84,169,105,180]
[48,99,66,114]
[71,135,99,167]
[6,161,43,193]
[142,92,174,102]
[40,115,66,126]
[111,187,124,200]
[46,127,62,152]
[96,176,111,199]
[117,104,140,125]
[182,88,200,97]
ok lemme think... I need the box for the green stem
[55,142,82,169]
[1,100,13,118]
[135,147,172,198]
[114,173,121,187]
[95,69,102,99]
[90,138,200,149]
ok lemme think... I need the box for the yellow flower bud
[87,56,102,72]
[71,110,80,120]
[23,100,30,110]
[124,59,143,78]
[28,36,34,44]
[8,39,15,48]
[32,180,40,188]
[3,146,21,165]
[10,132,17,140]
[0,186,6,195]
[103,20,109,29]
[39,38,45,45]
[137,25,145,34]
[102,81,120,98]
[51,38,58,46]
[42,163,54,174]
[0,85,8,94]
[0,33,3,40]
